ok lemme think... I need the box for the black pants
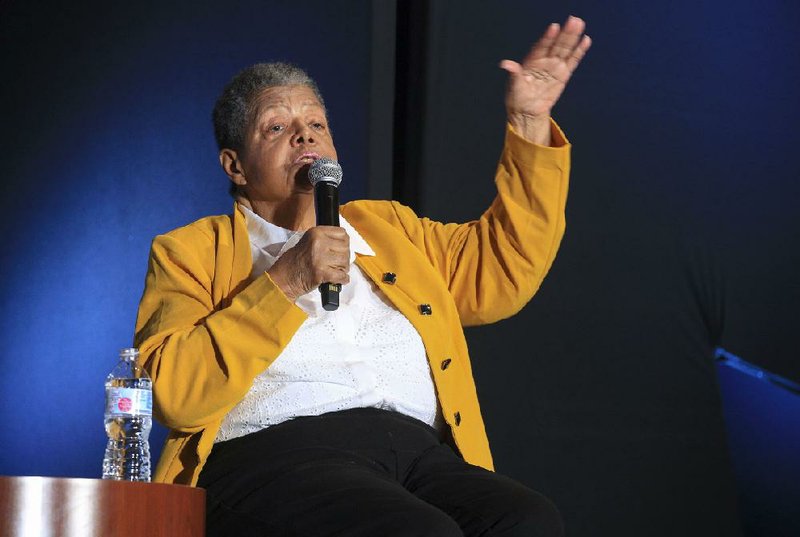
[197,408,563,537]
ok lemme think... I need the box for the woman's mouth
[294,152,321,165]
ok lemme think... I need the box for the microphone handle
[315,181,340,311]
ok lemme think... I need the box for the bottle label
[105,387,153,417]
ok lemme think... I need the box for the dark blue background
[0,0,371,478]
[392,1,800,535]
[1,1,798,535]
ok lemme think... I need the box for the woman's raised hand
[499,15,591,145]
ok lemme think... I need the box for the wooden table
[0,476,205,537]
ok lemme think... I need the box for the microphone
[308,157,344,311]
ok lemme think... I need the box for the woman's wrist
[267,263,299,302]
[508,113,552,146]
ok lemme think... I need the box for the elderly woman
[135,16,590,537]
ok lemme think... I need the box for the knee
[493,489,564,537]
[403,507,464,537]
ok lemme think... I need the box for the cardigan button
[454,411,462,426]
[440,358,452,370]
[382,272,397,284]
[419,304,432,315]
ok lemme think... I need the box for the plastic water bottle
[102,347,152,481]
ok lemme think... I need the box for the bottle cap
[119,347,139,361]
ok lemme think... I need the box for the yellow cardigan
[134,122,570,486]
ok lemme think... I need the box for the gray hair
[212,62,326,152]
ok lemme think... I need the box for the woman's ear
[219,148,246,186]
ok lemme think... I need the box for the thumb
[499,59,522,75]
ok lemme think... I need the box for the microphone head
[308,157,343,187]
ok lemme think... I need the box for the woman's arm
[134,224,307,432]
[387,17,590,325]
[388,120,570,326]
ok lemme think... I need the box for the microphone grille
[308,157,343,186]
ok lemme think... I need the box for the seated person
[134,15,591,537]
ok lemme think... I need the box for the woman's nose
[291,122,314,146]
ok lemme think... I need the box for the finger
[498,59,522,75]
[565,34,592,73]
[327,249,350,267]
[310,227,350,251]
[547,16,586,61]
[524,22,560,63]
[316,225,348,238]
[326,245,351,259]
[332,232,351,250]
[330,234,350,252]
[324,266,350,285]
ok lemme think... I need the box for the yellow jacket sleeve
[378,121,570,326]
[134,219,307,432]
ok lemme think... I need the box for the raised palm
[500,16,591,131]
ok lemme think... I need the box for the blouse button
[419,304,432,315]
[382,272,397,284]
[454,411,462,426]
[440,358,452,370]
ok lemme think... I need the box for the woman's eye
[269,124,284,133]
[312,122,325,130]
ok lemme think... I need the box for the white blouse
[215,205,440,443]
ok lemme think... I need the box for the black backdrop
[2,1,799,536]
[392,0,799,535]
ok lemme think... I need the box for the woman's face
[235,85,337,203]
